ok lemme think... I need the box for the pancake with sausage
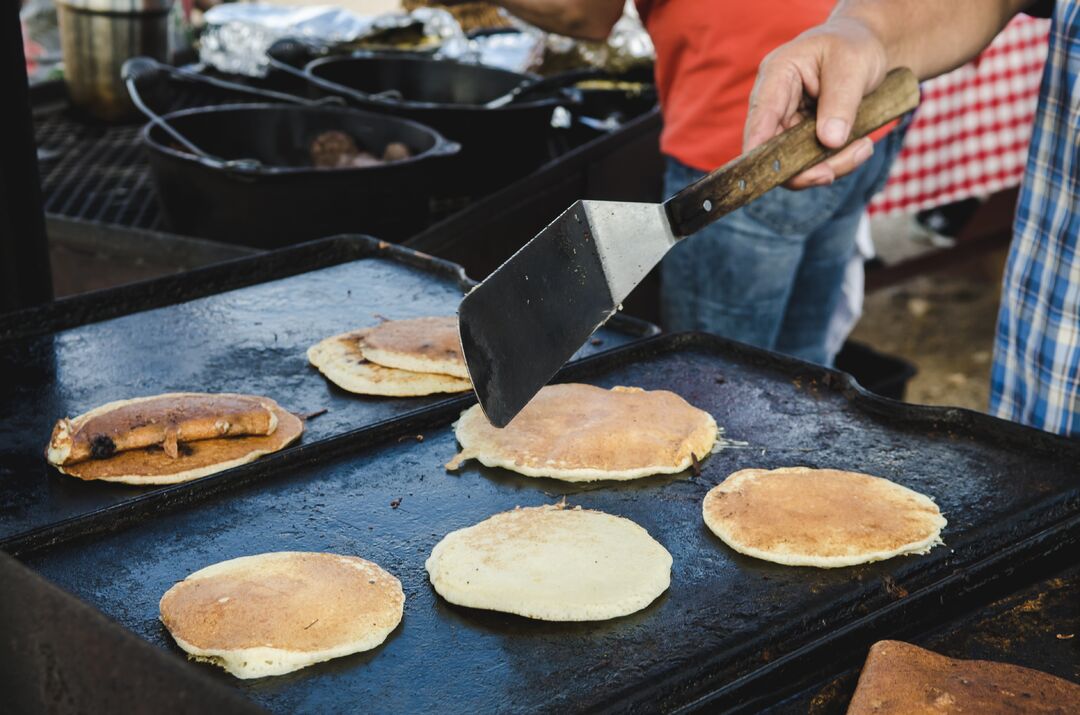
[47,392,302,485]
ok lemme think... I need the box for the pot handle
[136,54,340,107]
[121,57,263,173]
[266,37,322,71]
[485,68,598,109]
[266,39,404,104]
[432,140,462,157]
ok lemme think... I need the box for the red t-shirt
[636,0,835,171]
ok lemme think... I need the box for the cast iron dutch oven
[267,40,578,204]
[123,57,460,248]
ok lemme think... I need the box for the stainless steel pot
[57,0,172,121]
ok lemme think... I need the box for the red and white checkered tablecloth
[868,15,1051,216]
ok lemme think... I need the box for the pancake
[48,393,278,465]
[56,400,302,485]
[160,552,404,679]
[425,503,672,621]
[446,384,718,481]
[702,467,946,567]
[307,328,470,397]
[359,316,468,379]
[847,640,1080,714]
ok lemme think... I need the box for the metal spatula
[460,68,920,427]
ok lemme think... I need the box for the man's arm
[744,0,1037,188]
[488,0,625,42]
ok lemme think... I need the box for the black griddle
[771,561,1080,713]
[16,333,1080,713]
[0,236,652,552]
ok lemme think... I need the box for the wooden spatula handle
[664,67,920,237]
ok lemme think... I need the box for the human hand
[744,17,890,189]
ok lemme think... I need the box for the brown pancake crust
[848,640,1080,714]
[702,468,945,567]
[59,403,302,484]
[160,552,403,653]
[447,384,718,481]
[359,316,467,378]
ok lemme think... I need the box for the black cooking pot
[123,58,460,247]
[144,104,458,247]
[268,42,577,204]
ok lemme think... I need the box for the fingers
[744,57,806,152]
[815,46,882,148]
[785,137,875,190]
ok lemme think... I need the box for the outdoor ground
[854,215,1004,413]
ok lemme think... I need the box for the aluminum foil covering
[200,4,368,76]
[461,31,543,73]
[199,4,467,77]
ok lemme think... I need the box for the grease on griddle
[882,575,909,599]
[296,408,329,421]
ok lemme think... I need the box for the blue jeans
[660,124,907,365]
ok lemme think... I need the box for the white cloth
[825,212,874,361]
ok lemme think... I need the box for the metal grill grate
[35,116,161,229]
[32,79,268,230]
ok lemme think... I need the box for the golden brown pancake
[48,393,278,465]
[54,400,302,485]
[359,316,468,379]
[160,552,404,679]
[847,640,1080,714]
[703,467,946,567]
[446,384,718,482]
[307,328,471,397]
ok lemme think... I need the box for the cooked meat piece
[310,130,361,168]
[382,142,412,162]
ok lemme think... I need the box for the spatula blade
[459,199,676,427]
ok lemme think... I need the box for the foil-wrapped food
[198,4,467,77]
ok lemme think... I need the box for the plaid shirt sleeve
[990,2,1080,436]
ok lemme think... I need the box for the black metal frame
[0,234,657,341]
[11,332,1080,713]
[769,559,1080,713]
[0,0,52,311]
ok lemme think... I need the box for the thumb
[815,51,881,148]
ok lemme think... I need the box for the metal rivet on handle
[702,199,713,212]
[738,179,746,191]
[773,159,781,172]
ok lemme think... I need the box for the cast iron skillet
[123,57,460,248]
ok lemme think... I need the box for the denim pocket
[742,180,849,237]
[863,111,914,200]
